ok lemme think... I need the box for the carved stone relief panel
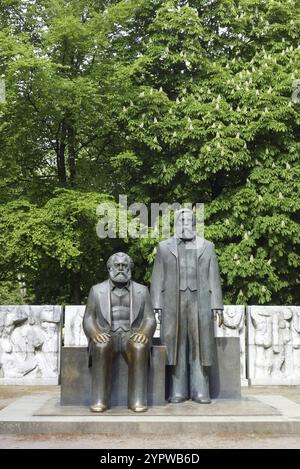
[248,306,300,385]
[0,305,62,384]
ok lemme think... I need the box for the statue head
[174,208,196,240]
[107,252,133,286]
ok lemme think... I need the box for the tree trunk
[67,124,76,186]
[70,271,81,304]
[57,120,67,184]
[210,176,222,199]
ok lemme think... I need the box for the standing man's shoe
[192,395,211,404]
[168,395,186,404]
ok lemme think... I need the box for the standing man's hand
[212,309,224,327]
[153,308,162,323]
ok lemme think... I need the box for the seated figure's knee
[93,339,112,352]
[127,339,148,353]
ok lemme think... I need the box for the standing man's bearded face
[107,253,132,285]
[175,210,195,241]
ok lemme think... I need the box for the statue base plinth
[60,338,241,406]
[60,344,166,406]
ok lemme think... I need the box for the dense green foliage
[0,0,299,304]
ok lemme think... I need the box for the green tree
[0,190,126,303]
[0,0,138,301]
[110,0,300,304]
[0,0,299,305]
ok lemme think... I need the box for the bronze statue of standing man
[151,209,223,403]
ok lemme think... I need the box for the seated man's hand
[130,331,149,344]
[91,330,111,344]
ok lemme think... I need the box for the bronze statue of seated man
[83,252,156,412]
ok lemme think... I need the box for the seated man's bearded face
[107,253,132,284]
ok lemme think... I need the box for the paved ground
[0,385,56,411]
[0,386,300,449]
[244,385,300,405]
[0,431,299,449]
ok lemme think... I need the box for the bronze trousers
[169,289,210,400]
[91,329,149,409]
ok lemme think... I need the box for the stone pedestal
[209,337,241,399]
[61,337,241,406]
[214,305,246,383]
[60,344,166,406]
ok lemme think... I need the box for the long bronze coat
[150,236,223,366]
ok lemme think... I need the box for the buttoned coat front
[150,236,223,366]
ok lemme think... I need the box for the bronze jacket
[83,280,156,346]
[150,236,223,366]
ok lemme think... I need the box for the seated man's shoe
[90,403,108,412]
[192,395,211,404]
[168,395,186,404]
[129,404,148,413]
